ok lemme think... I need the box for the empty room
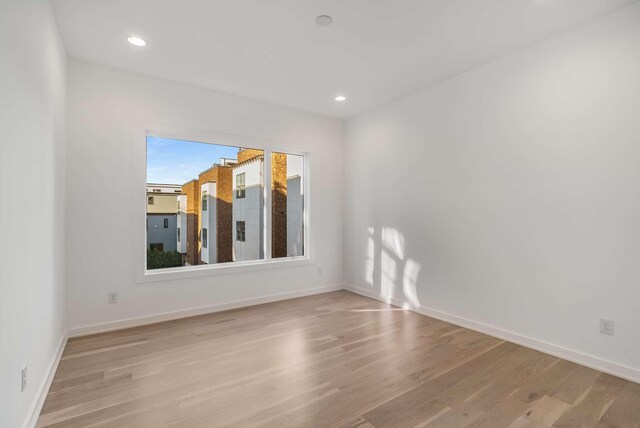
[2,0,640,427]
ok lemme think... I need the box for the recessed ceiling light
[334,95,346,102]
[316,15,333,27]
[127,36,146,47]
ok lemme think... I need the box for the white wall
[65,60,344,330]
[345,4,640,377]
[0,0,67,426]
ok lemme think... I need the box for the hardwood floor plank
[423,401,486,427]
[421,346,557,428]
[552,373,627,428]
[48,372,105,393]
[595,381,640,428]
[511,359,582,404]
[508,396,570,428]
[361,343,519,428]
[466,398,531,428]
[548,364,601,405]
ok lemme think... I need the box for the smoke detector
[316,15,333,27]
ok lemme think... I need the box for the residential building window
[236,221,245,242]
[202,192,207,210]
[150,243,164,252]
[202,228,208,248]
[236,173,245,199]
[148,196,154,205]
[164,218,169,228]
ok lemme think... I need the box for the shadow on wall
[365,226,422,309]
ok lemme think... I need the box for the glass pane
[146,136,264,269]
[271,152,305,258]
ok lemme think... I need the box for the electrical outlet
[21,366,27,392]
[600,318,614,336]
[317,267,323,276]
[108,292,118,304]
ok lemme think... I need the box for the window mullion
[264,149,272,262]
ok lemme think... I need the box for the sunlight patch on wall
[402,258,422,308]
[382,227,405,260]
[381,248,397,299]
[365,227,375,285]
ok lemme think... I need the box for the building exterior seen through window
[146,135,305,270]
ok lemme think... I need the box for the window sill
[136,256,314,284]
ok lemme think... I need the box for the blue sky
[147,136,239,184]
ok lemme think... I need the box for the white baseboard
[24,334,67,428]
[67,284,345,338]
[344,284,640,384]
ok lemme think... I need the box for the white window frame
[136,125,313,283]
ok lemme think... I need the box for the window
[271,152,305,258]
[145,134,305,275]
[236,173,245,199]
[236,221,245,242]
[150,243,164,252]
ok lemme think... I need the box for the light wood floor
[38,291,640,428]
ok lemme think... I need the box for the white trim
[138,256,315,283]
[136,125,313,284]
[67,284,344,337]
[24,335,67,428]
[344,284,640,384]
[264,148,272,262]
[142,124,311,154]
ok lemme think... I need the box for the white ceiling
[52,0,637,119]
